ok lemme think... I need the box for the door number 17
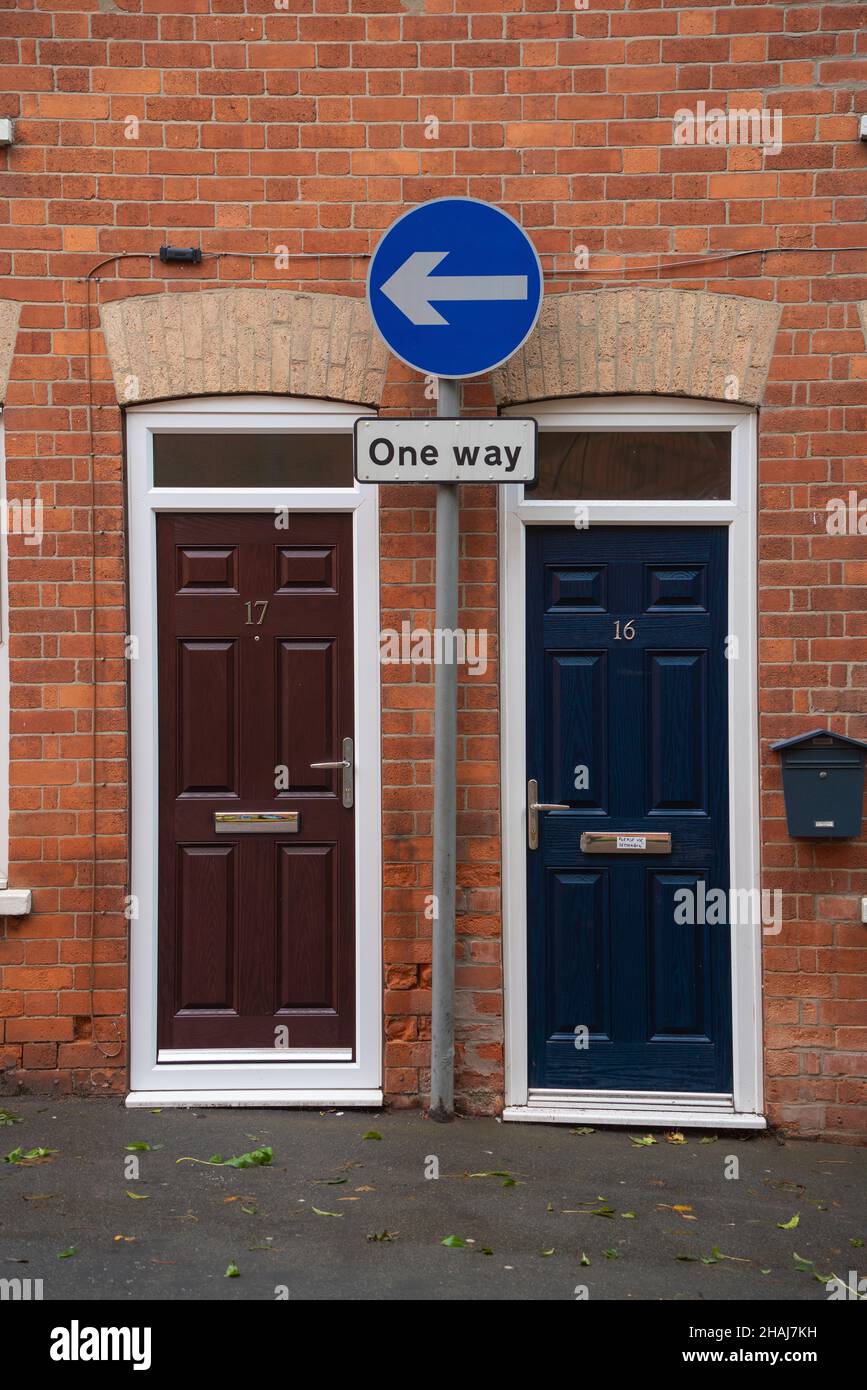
[245,600,269,626]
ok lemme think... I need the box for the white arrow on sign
[380,251,529,327]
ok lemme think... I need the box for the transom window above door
[152,433,355,489]
[528,431,731,502]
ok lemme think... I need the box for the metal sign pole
[429,376,460,1122]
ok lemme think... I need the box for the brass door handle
[527,778,569,850]
[310,736,353,809]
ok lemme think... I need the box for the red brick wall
[0,0,865,1136]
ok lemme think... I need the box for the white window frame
[499,396,764,1129]
[125,396,382,1108]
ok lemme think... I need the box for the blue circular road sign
[367,197,544,380]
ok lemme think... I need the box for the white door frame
[500,396,765,1129]
[125,396,382,1108]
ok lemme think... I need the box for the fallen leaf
[366,1230,398,1242]
[629,1135,657,1147]
[777,1213,800,1231]
[362,1131,382,1141]
[57,1247,77,1260]
[603,1248,619,1259]
[570,1127,595,1136]
[4,1147,57,1166]
[176,1146,273,1169]
[441,1235,467,1248]
[540,1248,555,1257]
[664,1131,687,1145]
[225,1261,240,1278]
[126,1191,149,1200]
[312,1207,343,1218]
[0,1109,22,1126]
[580,1252,591,1266]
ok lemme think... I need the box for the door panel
[157,511,355,1053]
[527,526,731,1093]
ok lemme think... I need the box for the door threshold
[504,1089,765,1130]
[125,1088,383,1109]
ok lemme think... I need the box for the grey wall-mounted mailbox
[772,728,867,839]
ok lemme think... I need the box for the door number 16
[614,619,636,641]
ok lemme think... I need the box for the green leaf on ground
[570,1127,595,1136]
[629,1135,657,1147]
[176,1147,273,1169]
[777,1213,800,1230]
[362,1131,382,1141]
[367,1230,398,1242]
[0,1109,22,1126]
[126,1191,149,1200]
[312,1207,343,1218]
[57,1247,77,1260]
[580,1252,591,1266]
[441,1235,468,1248]
[4,1147,56,1165]
[225,1262,240,1278]
[603,1248,619,1259]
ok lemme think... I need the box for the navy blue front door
[526,526,732,1093]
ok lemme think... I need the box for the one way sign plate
[367,198,543,379]
[354,417,537,484]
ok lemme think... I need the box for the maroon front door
[156,512,355,1052]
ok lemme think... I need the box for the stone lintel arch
[100,287,389,408]
[0,300,22,404]
[492,287,780,409]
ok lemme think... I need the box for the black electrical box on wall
[772,728,867,839]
